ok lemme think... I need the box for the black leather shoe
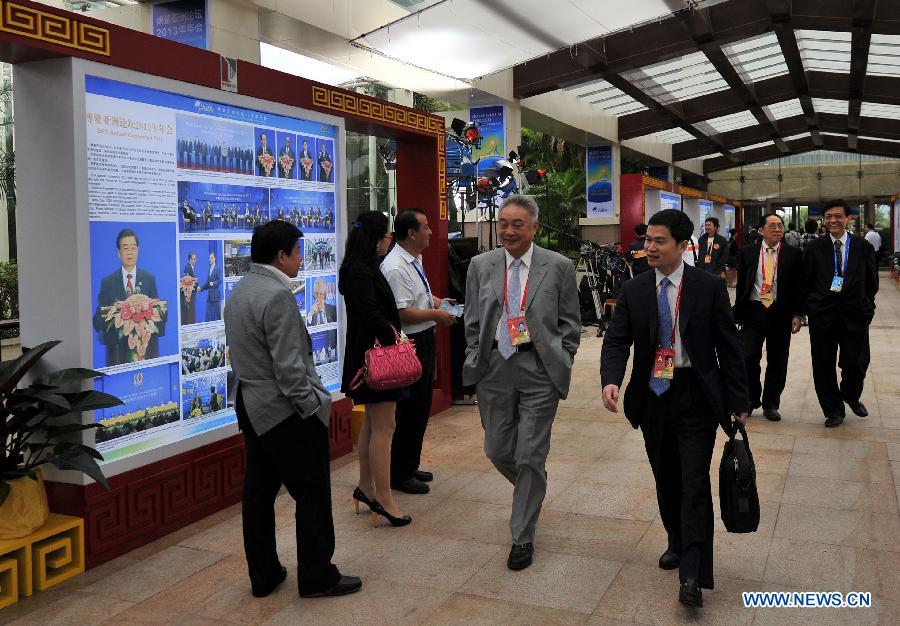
[251,566,287,598]
[507,543,534,571]
[679,579,703,607]
[658,549,681,570]
[824,414,845,428]
[392,477,430,494]
[299,575,363,598]
[413,469,434,482]
[763,408,782,422]
[847,401,868,417]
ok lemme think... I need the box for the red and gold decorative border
[311,85,448,220]
[641,175,668,190]
[0,2,110,56]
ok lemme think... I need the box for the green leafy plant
[0,341,122,506]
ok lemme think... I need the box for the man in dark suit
[257,133,274,177]
[696,217,728,276]
[318,144,332,182]
[600,209,748,608]
[279,136,296,179]
[208,385,222,412]
[181,252,198,325]
[299,140,314,181]
[803,199,878,427]
[202,202,214,230]
[733,213,803,422]
[180,199,197,232]
[92,229,167,366]
[627,223,650,276]
[203,252,222,322]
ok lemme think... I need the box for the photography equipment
[576,241,631,336]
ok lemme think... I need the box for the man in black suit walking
[803,199,878,427]
[92,229,167,366]
[733,213,804,422]
[696,217,728,276]
[600,209,748,608]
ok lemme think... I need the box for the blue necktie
[497,258,522,360]
[649,277,672,396]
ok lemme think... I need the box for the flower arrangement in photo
[321,160,333,179]
[300,156,314,178]
[258,152,275,176]
[180,275,198,303]
[279,154,295,177]
[102,294,168,362]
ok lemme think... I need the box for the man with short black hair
[696,217,728,275]
[601,209,748,608]
[784,221,801,247]
[381,208,457,494]
[799,218,819,254]
[224,220,361,599]
[803,200,878,427]
[627,223,651,276]
[733,213,803,421]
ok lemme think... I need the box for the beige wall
[708,160,900,203]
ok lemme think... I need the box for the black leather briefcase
[719,420,760,533]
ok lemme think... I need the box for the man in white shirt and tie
[381,208,456,494]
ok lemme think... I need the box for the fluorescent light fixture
[260,43,361,86]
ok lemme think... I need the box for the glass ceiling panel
[624,52,729,105]
[764,99,804,120]
[735,140,774,152]
[562,79,647,116]
[703,110,759,134]
[796,29,852,73]
[782,132,810,142]
[868,34,900,77]
[861,101,900,118]
[642,127,697,143]
[860,135,900,144]
[722,33,789,85]
[812,98,849,115]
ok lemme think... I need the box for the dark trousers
[236,391,340,595]
[808,318,870,417]
[392,327,435,482]
[739,302,792,410]
[641,370,717,589]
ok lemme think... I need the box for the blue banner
[152,0,208,50]
[86,76,338,139]
[470,105,505,176]
[586,145,614,218]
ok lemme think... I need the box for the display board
[586,146,614,218]
[659,192,682,212]
[85,75,341,463]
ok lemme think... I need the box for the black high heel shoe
[352,487,373,514]
[370,499,412,527]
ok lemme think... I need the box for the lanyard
[503,264,529,315]
[659,279,684,347]
[833,236,850,277]
[759,242,781,283]
[410,259,431,296]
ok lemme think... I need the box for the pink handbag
[350,325,422,391]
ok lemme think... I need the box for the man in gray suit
[224,220,361,599]
[463,194,581,571]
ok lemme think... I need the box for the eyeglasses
[823,214,848,221]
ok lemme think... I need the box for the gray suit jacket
[224,264,332,434]
[462,245,581,398]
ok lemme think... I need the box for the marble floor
[3,277,900,625]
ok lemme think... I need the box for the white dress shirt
[750,241,780,302]
[495,244,534,343]
[682,237,698,266]
[865,230,881,252]
[258,263,293,289]
[654,263,691,368]
[121,266,138,295]
[381,243,436,334]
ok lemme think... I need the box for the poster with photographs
[85,74,342,461]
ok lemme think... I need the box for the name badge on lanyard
[652,281,683,381]
[505,265,530,345]
[831,237,849,293]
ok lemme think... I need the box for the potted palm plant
[0,340,121,538]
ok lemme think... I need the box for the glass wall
[345,132,396,224]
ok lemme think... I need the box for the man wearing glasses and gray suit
[463,195,581,571]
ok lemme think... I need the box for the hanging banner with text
[586,145,614,218]
[470,105,505,176]
[151,0,208,50]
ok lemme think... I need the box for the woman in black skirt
[339,211,411,527]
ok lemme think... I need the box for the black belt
[490,340,533,353]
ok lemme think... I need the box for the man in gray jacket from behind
[224,220,361,599]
